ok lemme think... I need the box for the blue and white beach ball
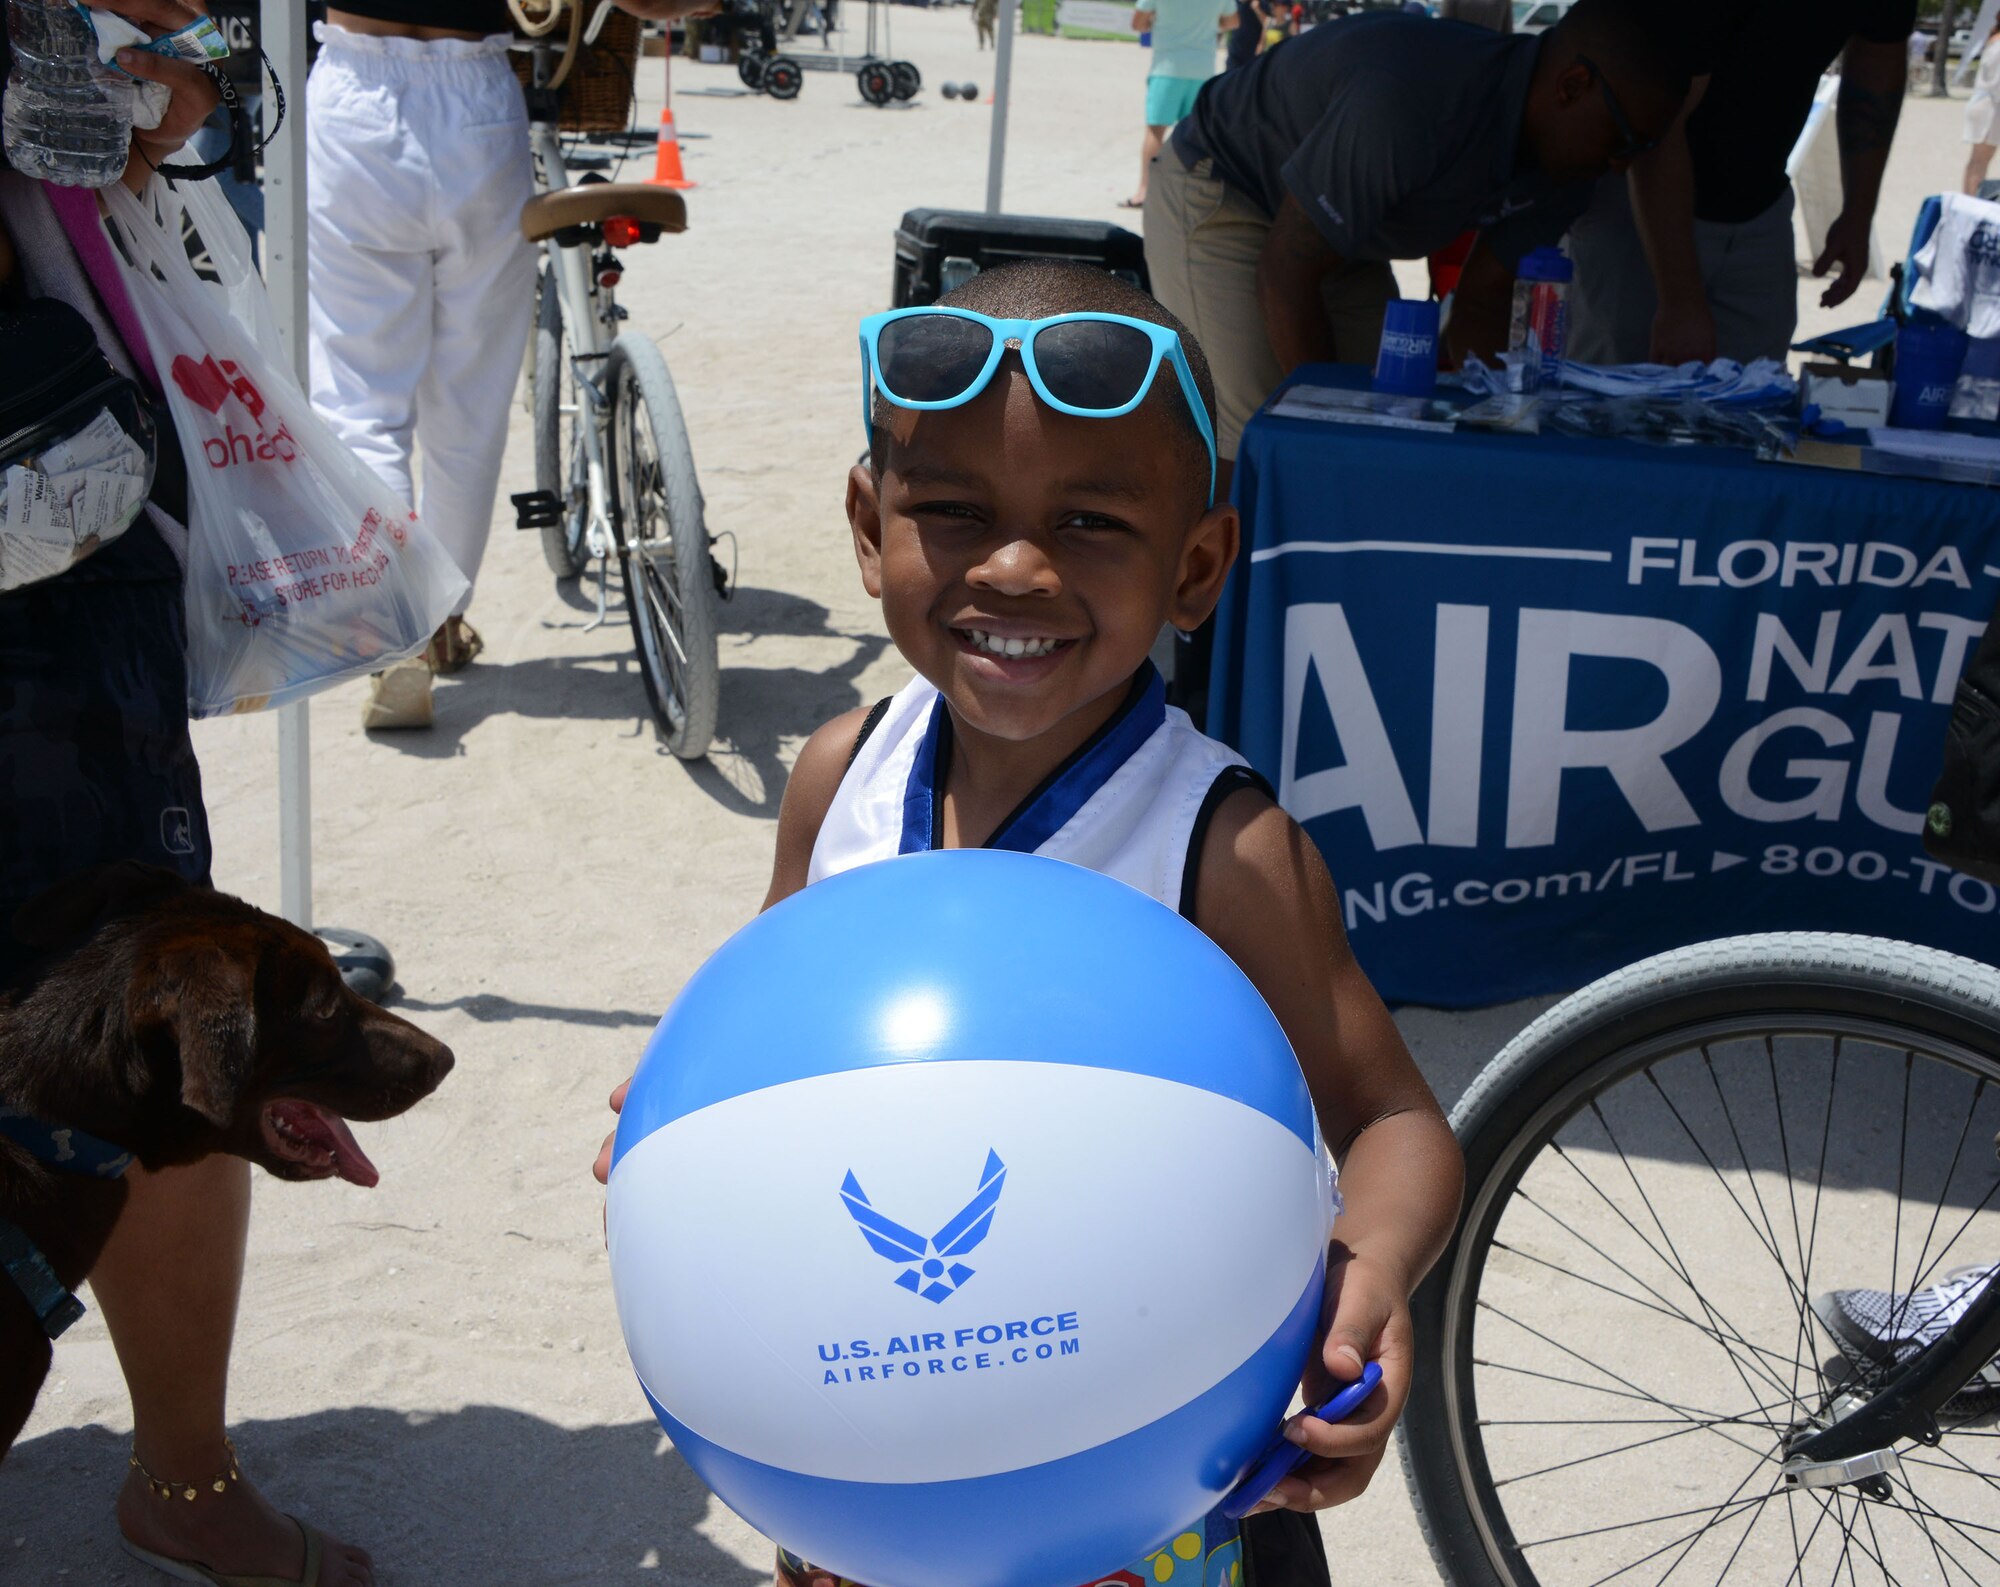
[608,851,1336,1587]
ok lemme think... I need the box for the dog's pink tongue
[309,1106,379,1188]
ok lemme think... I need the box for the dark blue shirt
[1174,12,1593,266]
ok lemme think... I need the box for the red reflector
[596,268,622,288]
[603,215,642,247]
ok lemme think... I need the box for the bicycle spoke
[1793,1037,1842,1414]
[1476,1303,1781,1462]
[1643,1462,1780,1587]
[1885,1472,2000,1575]
[1545,1144,1800,1408]
[1518,1488,1771,1552]
[1892,1077,1987,1339]
[1494,1416,1778,1489]
[1494,1231,1807,1382]
[1903,1442,2000,1506]
[1700,1046,1797,1297]
[1883,1054,1914,1344]
[1584,1100,1799,1411]
[1472,1356,1777,1432]
[1856,1493,1913,1587]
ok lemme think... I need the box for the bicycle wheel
[532,268,589,579]
[605,332,719,759]
[1401,934,2000,1587]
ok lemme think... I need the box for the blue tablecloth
[1210,366,2000,1008]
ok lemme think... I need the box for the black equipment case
[892,210,1150,308]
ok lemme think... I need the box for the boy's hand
[1251,1244,1413,1514]
[592,1077,631,1187]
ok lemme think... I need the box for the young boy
[596,260,1462,1587]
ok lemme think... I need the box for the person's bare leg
[1130,123,1167,207]
[91,1157,375,1586]
[1965,142,1995,196]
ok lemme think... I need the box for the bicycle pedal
[512,490,562,531]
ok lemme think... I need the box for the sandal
[121,1515,325,1587]
[425,616,483,675]
[361,655,434,731]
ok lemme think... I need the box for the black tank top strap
[1178,764,1275,920]
[846,696,896,771]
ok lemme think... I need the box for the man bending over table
[1144,0,1692,485]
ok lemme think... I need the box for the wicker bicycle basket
[510,6,642,134]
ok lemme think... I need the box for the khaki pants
[1567,176,1800,365]
[1145,150,1395,459]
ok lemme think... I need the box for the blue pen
[1220,1360,1384,1522]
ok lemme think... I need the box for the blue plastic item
[1220,1360,1386,1520]
[1890,321,1968,430]
[1373,298,1441,396]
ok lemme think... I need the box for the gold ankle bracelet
[130,1436,241,1502]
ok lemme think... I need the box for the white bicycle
[509,0,721,759]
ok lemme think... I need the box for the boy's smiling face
[849,357,1236,748]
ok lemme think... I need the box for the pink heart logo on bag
[171,355,232,414]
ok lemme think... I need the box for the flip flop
[120,1515,325,1587]
[1118,197,1145,209]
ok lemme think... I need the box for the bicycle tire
[532,269,589,579]
[605,333,719,760]
[1400,933,2000,1587]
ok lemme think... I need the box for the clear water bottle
[3,0,133,188]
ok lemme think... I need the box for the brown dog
[0,864,454,1455]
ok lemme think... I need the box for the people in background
[1125,0,1235,209]
[1144,0,1689,482]
[1224,0,1262,69]
[1567,1,1915,366]
[1965,21,2000,197]
[306,1,703,733]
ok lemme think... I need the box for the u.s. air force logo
[839,1149,1006,1303]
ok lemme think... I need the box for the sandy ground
[6,15,1991,1583]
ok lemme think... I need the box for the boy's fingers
[592,1130,616,1185]
[1264,1443,1387,1513]
[609,1077,632,1113]
[1280,1388,1390,1462]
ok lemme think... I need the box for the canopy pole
[984,0,1016,213]
[262,1,312,930]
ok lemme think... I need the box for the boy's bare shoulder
[1190,781,1354,968]
[766,705,878,906]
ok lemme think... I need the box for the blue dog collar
[0,1107,133,1179]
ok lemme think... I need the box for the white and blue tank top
[807,665,1270,917]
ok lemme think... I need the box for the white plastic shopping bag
[102,178,467,716]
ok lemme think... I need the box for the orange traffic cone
[650,108,695,191]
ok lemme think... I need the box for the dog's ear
[128,941,257,1128]
[14,863,192,953]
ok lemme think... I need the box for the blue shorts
[0,519,211,987]
[1146,73,1206,128]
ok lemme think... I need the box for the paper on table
[1268,385,1457,433]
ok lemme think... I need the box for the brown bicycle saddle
[520,183,687,243]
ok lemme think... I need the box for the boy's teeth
[967,630,1059,658]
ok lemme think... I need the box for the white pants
[306,25,535,614]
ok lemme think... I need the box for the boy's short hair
[868,261,1218,509]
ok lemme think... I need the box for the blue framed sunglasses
[859,307,1218,508]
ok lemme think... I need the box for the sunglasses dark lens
[875,315,996,403]
[1031,320,1158,411]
